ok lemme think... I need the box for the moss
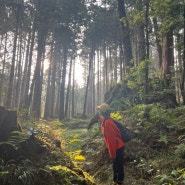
[48,165,95,185]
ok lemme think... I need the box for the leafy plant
[65,150,86,162]
[0,131,28,150]
[111,112,122,121]
[0,159,35,185]
[175,144,185,158]
[154,168,185,185]
[158,133,168,145]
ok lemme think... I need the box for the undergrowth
[81,104,185,185]
[1,104,185,185]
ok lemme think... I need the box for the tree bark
[117,0,133,69]
[21,22,36,109]
[31,30,46,119]
[145,0,150,102]
[14,32,23,108]
[0,33,7,106]
[83,46,94,116]
[153,17,163,68]
[59,46,68,120]
[65,57,73,117]
[6,15,19,108]
[44,45,53,119]
[19,22,32,109]
[71,62,75,117]
[161,30,174,88]
[180,6,185,104]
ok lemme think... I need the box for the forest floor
[60,114,185,185]
[2,105,184,185]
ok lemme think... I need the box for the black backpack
[112,119,131,143]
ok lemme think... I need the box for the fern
[0,131,28,150]
[0,159,35,185]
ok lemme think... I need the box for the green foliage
[50,120,63,127]
[126,60,154,100]
[175,144,185,158]
[0,160,9,181]
[30,121,63,148]
[84,4,118,46]
[111,98,131,111]
[0,159,35,185]
[12,104,185,185]
[110,112,122,121]
[65,150,86,162]
[63,129,86,151]
[154,168,185,185]
[109,82,143,111]
[47,165,95,185]
[150,0,183,34]
[123,103,182,128]
[93,170,110,183]
[135,158,156,179]
[120,17,127,26]
[0,131,28,150]
[158,133,168,145]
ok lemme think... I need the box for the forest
[0,0,185,185]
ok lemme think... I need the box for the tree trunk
[0,33,7,106]
[21,22,36,109]
[137,21,145,64]
[83,46,94,116]
[145,0,150,102]
[31,31,46,119]
[19,23,32,109]
[6,22,18,108]
[71,62,75,117]
[161,30,174,88]
[180,7,185,104]
[49,42,59,118]
[96,49,101,104]
[153,17,162,68]
[119,41,124,81]
[14,33,23,108]
[59,46,68,120]
[44,47,53,119]
[65,57,73,117]
[117,0,133,69]
[92,58,95,114]
[5,3,23,108]
[103,43,108,92]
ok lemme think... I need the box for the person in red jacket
[97,103,125,185]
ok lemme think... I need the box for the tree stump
[0,107,20,141]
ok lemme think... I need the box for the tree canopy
[0,0,184,119]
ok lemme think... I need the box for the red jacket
[100,117,124,158]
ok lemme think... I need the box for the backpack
[112,119,131,143]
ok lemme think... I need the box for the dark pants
[113,147,124,184]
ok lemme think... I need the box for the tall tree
[6,1,24,108]
[65,56,73,117]
[145,0,150,101]
[59,45,68,120]
[83,46,95,115]
[181,4,185,103]
[151,0,183,89]
[31,0,57,118]
[117,0,133,69]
